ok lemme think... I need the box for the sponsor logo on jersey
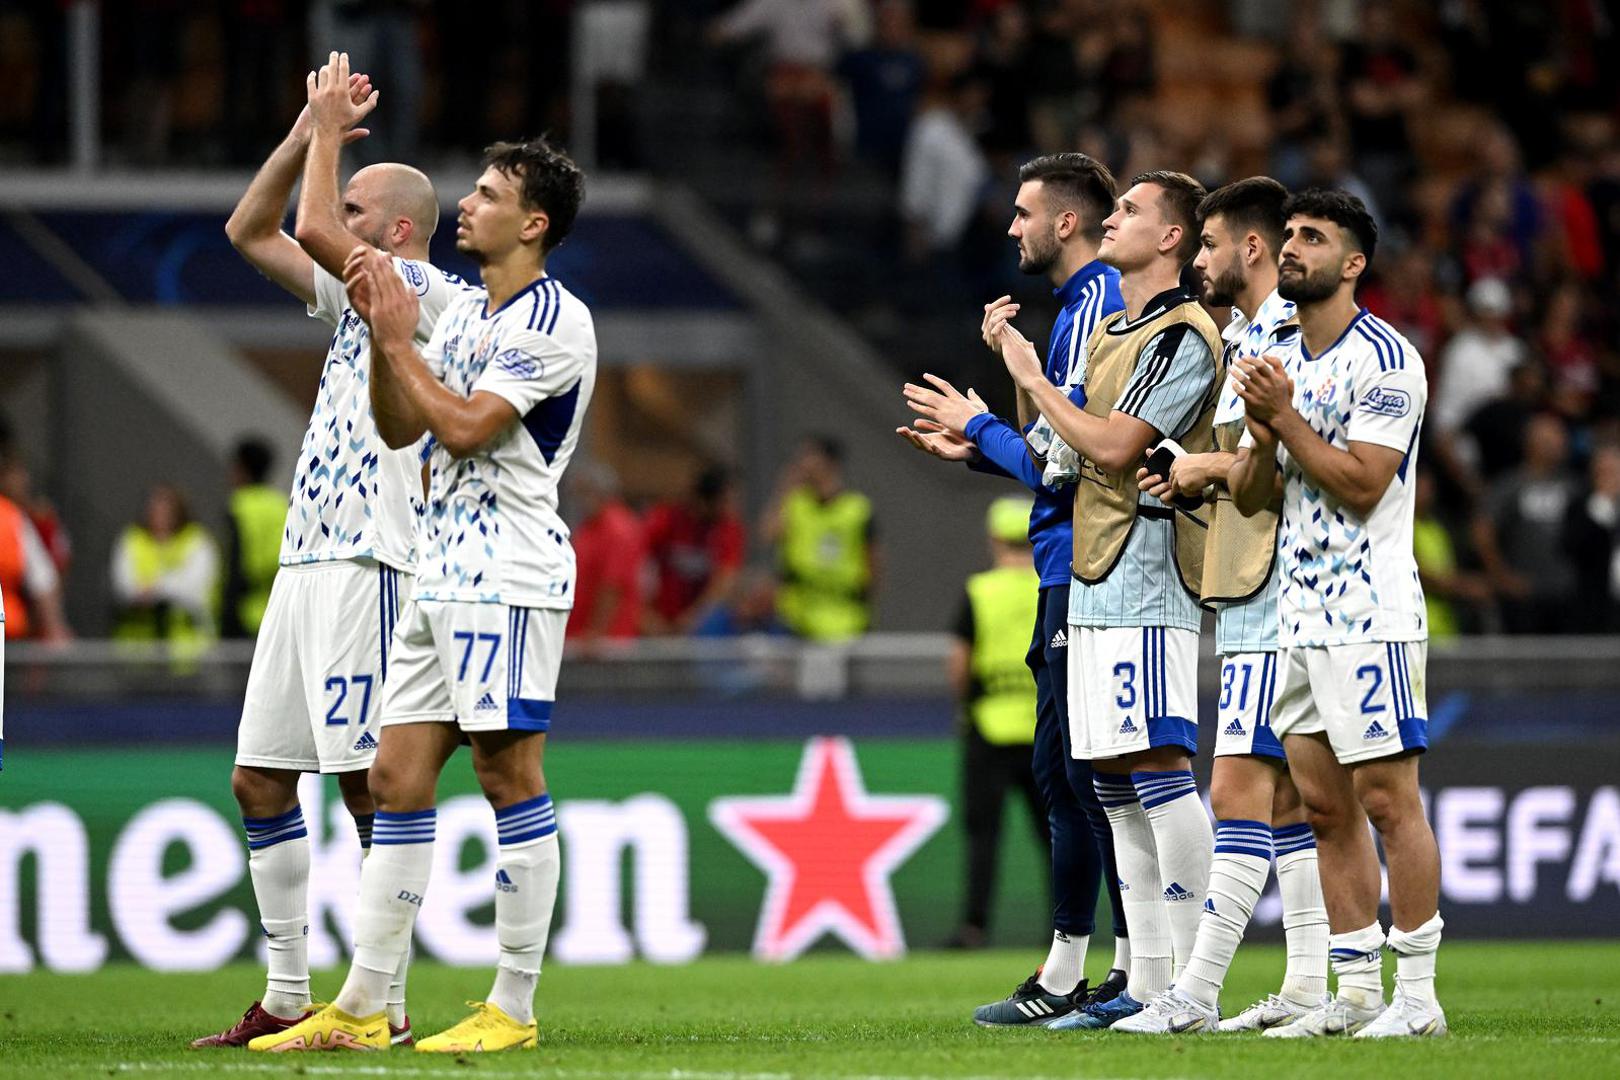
[493,348,540,379]
[400,260,430,296]
[1360,386,1410,418]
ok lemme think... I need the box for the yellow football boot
[246,1004,389,1052]
[414,1001,537,1052]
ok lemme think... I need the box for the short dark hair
[1129,170,1207,265]
[1282,187,1378,263]
[1198,176,1288,255]
[233,437,274,484]
[483,136,586,254]
[805,434,844,466]
[1018,153,1118,243]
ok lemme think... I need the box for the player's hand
[1233,353,1293,423]
[343,244,374,318]
[1167,453,1216,497]
[993,322,1044,391]
[896,418,978,462]
[306,52,379,138]
[1136,465,1175,504]
[902,373,988,437]
[291,70,373,144]
[350,247,418,349]
[980,296,1020,355]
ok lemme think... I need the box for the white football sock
[1330,921,1386,1010]
[1094,775,1171,1001]
[1273,824,1329,1004]
[386,943,410,1029]
[1036,929,1088,996]
[1387,912,1444,1007]
[337,809,435,1018]
[487,795,560,1025]
[243,808,311,1020]
[1132,770,1214,980]
[1112,934,1130,974]
[1177,819,1270,1009]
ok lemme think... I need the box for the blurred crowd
[4,0,1620,635]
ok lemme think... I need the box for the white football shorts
[1269,641,1429,765]
[236,560,408,774]
[379,599,564,733]
[1067,625,1199,761]
[1212,651,1286,761]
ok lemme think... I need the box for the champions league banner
[1,732,1616,973]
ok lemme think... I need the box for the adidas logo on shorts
[1050,628,1068,649]
[1118,717,1139,735]
[352,731,378,752]
[475,692,500,713]
[1363,719,1390,741]
[1223,719,1246,737]
[1163,882,1193,902]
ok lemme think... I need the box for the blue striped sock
[1215,819,1274,860]
[354,813,375,852]
[1272,822,1316,857]
[243,807,307,851]
[495,794,557,846]
[1092,774,1138,808]
[1129,769,1197,810]
[372,808,437,846]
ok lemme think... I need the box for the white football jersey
[1272,309,1428,647]
[284,257,473,571]
[414,275,597,609]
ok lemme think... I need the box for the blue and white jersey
[414,275,597,609]
[1269,309,1428,647]
[1214,289,1295,655]
[285,257,473,572]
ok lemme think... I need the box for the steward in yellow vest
[768,436,878,642]
[949,496,1048,946]
[222,438,286,638]
[111,485,219,655]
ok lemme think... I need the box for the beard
[455,233,489,265]
[1202,265,1245,308]
[1277,261,1340,304]
[1018,230,1060,275]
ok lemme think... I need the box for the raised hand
[902,373,989,437]
[980,295,1021,355]
[350,247,418,348]
[292,69,373,145]
[1233,353,1294,424]
[896,418,978,462]
[306,51,379,139]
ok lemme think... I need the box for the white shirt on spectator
[714,0,857,67]
[1433,324,1524,434]
[899,106,988,252]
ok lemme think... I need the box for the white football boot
[1352,990,1447,1038]
[1217,992,1329,1033]
[1262,995,1384,1038]
[1110,989,1218,1035]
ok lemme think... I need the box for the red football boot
[190,1001,303,1049]
[390,1016,414,1047]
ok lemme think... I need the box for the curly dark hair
[483,136,586,254]
[1282,188,1378,263]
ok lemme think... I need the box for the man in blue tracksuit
[900,153,1128,1025]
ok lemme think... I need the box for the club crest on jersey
[494,349,541,379]
[1360,386,1411,418]
[400,260,430,295]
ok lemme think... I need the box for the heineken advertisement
[2,736,1617,973]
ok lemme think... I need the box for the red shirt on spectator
[644,502,745,628]
[566,499,645,641]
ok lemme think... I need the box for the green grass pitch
[1,942,1616,1079]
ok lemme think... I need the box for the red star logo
[708,737,947,961]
